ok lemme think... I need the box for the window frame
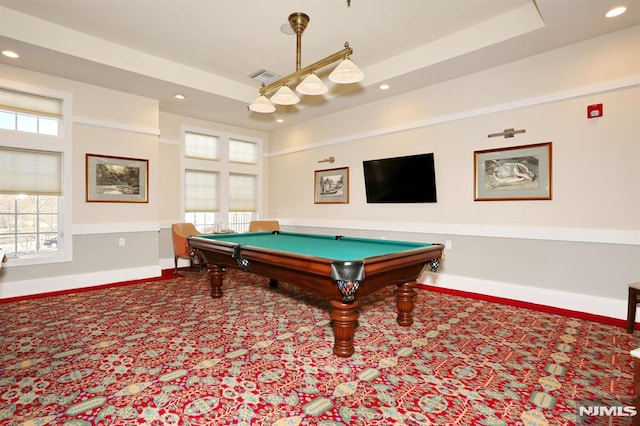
[0,80,73,266]
[181,126,263,233]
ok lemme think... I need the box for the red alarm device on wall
[587,103,603,119]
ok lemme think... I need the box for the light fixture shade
[249,95,276,113]
[296,73,328,95]
[270,85,300,105]
[328,58,364,84]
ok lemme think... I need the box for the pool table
[188,231,444,357]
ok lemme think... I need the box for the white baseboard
[160,257,180,270]
[0,265,161,299]
[419,272,625,321]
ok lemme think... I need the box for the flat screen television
[363,153,437,203]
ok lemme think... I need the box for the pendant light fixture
[296,73,329,95]
[249,12,364,114]
[329,58,365,84]
[270,85,300,105]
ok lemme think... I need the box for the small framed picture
[314,167,349,204]
[474,142,552,201]
[86,154,149,203]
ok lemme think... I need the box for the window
[184,169,219,233]
[229,173,257,232]
[0,146,63,258]
[0,85,70,264]
[0,89,62,136]
[229,173,257,211]
[229,138,258,164]
[0,194,60,255]
[183,130,261,233]
[185,132,219,160]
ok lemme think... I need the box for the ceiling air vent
[249,69,282,84]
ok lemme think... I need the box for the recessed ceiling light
[606,6,627,18]
[173,94,186,100]
[2,50,19,58]
[379,84,390,90]
[276,118,284,123]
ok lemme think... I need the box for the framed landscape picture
[314,167,349,204]
[86,154,149,203]
[474,142,552,201]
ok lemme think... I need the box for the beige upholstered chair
[627,282,640,333]
[248,220,280,232]
[171,223,204,273]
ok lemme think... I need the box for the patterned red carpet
[0,270,637,425]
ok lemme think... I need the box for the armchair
[171,223,204,273]
[248,220,280,232]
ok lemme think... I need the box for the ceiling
[0,0,638,132]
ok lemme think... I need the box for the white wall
[266,26,640,320]
[0,65,162,297]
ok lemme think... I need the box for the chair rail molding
[279,218,640,246]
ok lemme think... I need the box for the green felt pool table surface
[195,231,436,261]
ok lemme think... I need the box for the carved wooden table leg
[330,300,360,358]
[208,264,225,298]
[395,281,417,326]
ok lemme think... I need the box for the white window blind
[185,170,218,211]
[185,132,219,160]
[0,88,63,118]
[229,139,258,164]
[0,147,62,195]
[229,173,256,211]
